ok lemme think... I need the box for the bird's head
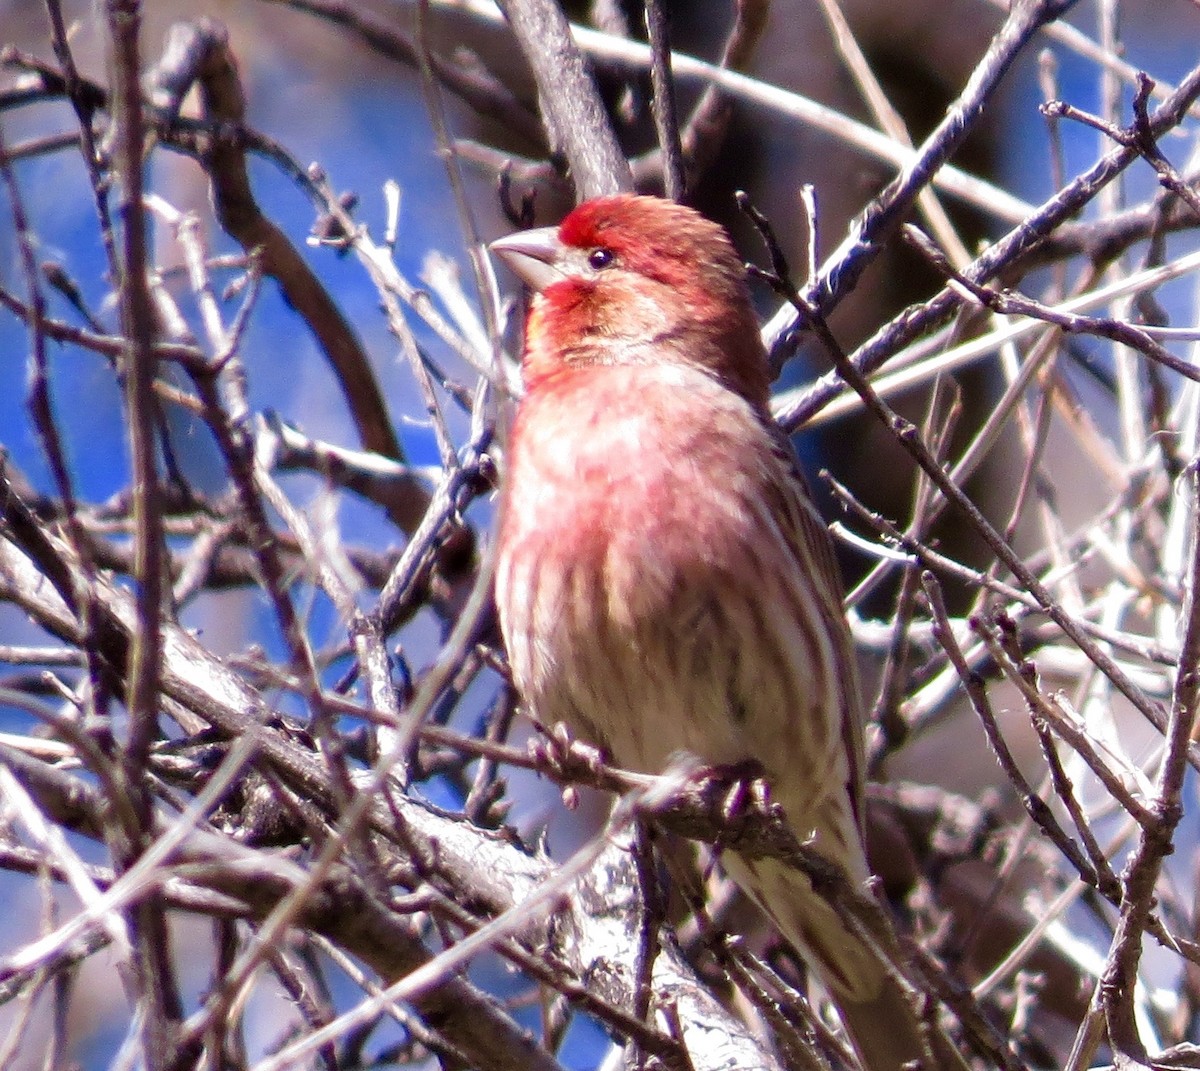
[491,194,770,405]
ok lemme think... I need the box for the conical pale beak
[490,226,564,293]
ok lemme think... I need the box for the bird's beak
[489,226,564,293]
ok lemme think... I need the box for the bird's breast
[495,367,839,781]
[503,372,762,625]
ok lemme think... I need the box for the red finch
[492,195,936,1071]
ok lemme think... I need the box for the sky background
[1,0,1199,1066]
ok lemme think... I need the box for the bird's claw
[713,761,772,823]
[653,757,774,829]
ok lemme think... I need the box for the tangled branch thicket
[1,1,1200,1069]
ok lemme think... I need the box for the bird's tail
[722,850,957,1071]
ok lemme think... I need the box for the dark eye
[587,247,615,270]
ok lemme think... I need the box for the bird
[491,193,942,1071]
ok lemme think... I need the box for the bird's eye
[587,247,615,270]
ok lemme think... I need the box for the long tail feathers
[722,852,964,1071]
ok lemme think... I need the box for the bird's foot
[706,759,772,824]
[647,758,778,877]
[646,757,777,837]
